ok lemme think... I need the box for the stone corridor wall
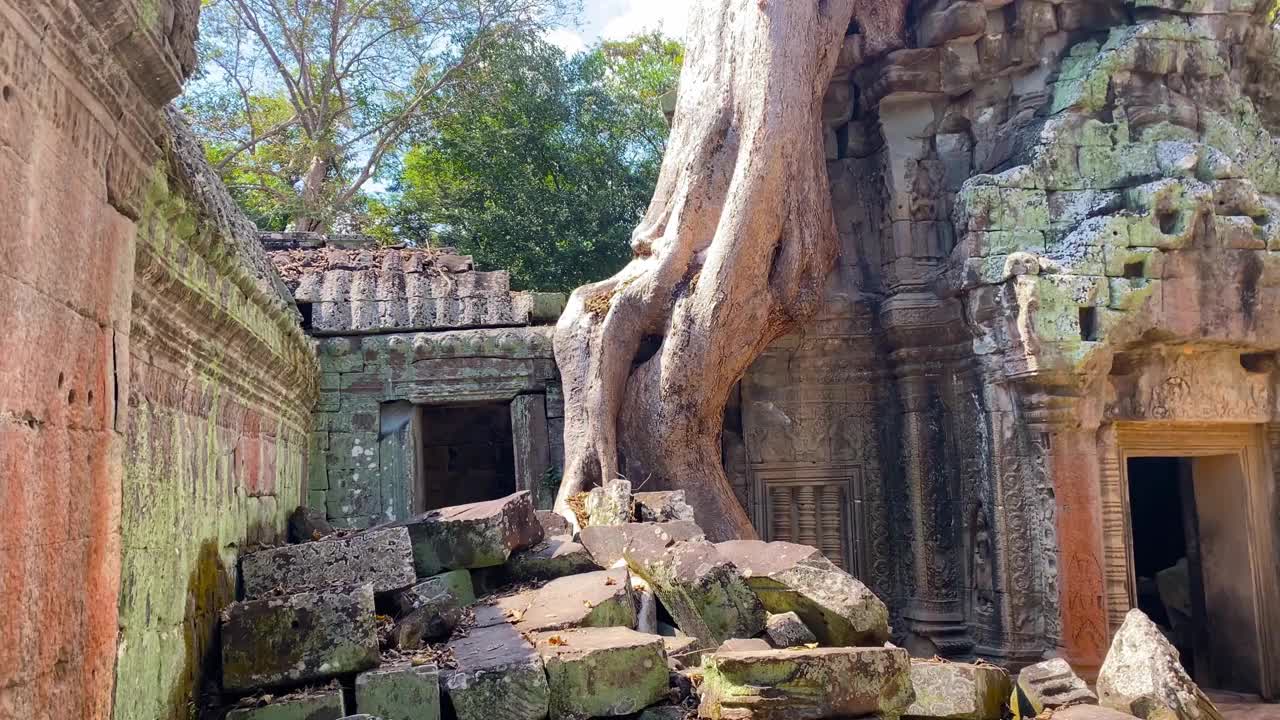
[0,2,317,719]
[113,112,318,720]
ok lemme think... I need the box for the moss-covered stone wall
[111,117,318,720]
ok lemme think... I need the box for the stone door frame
[1104,421,1279,697]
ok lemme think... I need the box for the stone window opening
[1079,307,1099,341]
[296,301,313,331]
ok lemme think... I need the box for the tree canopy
[391,32,682,291]
[184,0,574,231]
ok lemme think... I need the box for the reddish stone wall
[0,1,173,715]
[0,2,316,718]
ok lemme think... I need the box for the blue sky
[546,1,688,53]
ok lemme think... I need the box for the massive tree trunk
[553,0,906,541]
[293,154,332,232]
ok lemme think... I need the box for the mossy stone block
[534,627,669,720]
[221,584,379,691]
[442,623,549,720]
[699,646,913,720]
[715,540,888,647]
[225,689,346,720]
[356,663,440,720]
[905,660,1011,720]
[398,492,543,575]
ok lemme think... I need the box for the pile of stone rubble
[214,481,1223,720]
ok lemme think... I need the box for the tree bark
[293,154,331,232]
[553,0,905,540]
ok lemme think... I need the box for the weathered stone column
[882,292,974,657]
[1050,429,1107,674]
[511,394,552,509]
[1022,387,1108,676]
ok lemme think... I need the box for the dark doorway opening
[418,402,515,511]
[1127,457,1206,682]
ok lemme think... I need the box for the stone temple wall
[265,240,564,529]
[0,2,317,718]
[738,0,1280,687]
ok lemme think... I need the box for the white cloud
[543,1,687,58]
[598,0,688,40]
[545,27,589,54]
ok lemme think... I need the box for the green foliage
[393,32,681,291]
[183,0,574,231]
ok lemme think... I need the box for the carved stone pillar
[1021,385,1108,676]
[882,291,974,656]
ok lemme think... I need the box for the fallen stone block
[222,584,380,691]
[288,506,335,543]
[699,646,914,720]
[517,566,636,632]
[638,707,686,720]
[535,510,573,537]
[905,659,1011,720]
[634,491,696,523]
[356,663,440,720]
[241,527,416,599]
[765,611,816,648]
[505,536,601,582]
[472,590,537,628]
[664,635,703,669]
[1016,658,1097,712]
[1098,609,1223,720]
[534,627,670,720]
[716,638,772,653]
[392,570,474,648]
[442,623,550,720]
[394,569,476,614]
[398,492,543,576]
[586,479,635,527]
[580,520,704,567]
[716,539,889,646]
[393,593,465,649]
[625,537,765,646]
[1055,706,1156,720]
[226,688,347,720]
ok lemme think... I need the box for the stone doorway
[1125,457,1207,683]
[415,402,517,512]
[1110,424,1280,698]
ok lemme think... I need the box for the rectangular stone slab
[906,660,1011,720]
[240,527,416,599]
[505,537,601,582]
[715,539,889,647]
[516,567,636,632]
[534,627,670,720]
[699,646,914,720]
[581,520,704,568]
[225,689,347,720]
[221,584,380,692]
[397,492,543,576]
[394,569,476,615]
[356,663,441,720]
[442,622,549,720]
[624,538,765,646]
